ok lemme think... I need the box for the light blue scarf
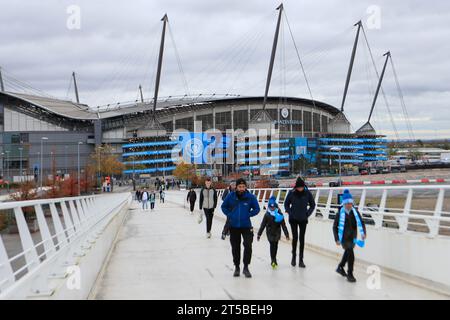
[268,207,284,223]
[338,206,365,248]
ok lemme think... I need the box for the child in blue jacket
[257,196,290,269]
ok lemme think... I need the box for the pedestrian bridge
[0,185,449,299]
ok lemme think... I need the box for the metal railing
[0,193,131,298]
[217,185,450,238]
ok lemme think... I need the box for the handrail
[0,193,131,298]
[216,185,450,238]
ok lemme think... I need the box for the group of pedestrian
[225,177,367,282]
[135,188,157,211]
[185,176,367,282]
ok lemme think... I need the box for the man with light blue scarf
[333,189,367,283]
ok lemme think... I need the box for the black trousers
[269,241,279,263]
[290,220,308,260]
[229,227,253,267]
[150,202,155,210]
[189,201,195,212]
[204,208,214,233]
[339,248,355,273]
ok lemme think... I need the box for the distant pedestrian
[187,188,197,214]
[160,190,165,203]
[333,189,367,283]
[135,189,141,202]
[199,177,218,239]
[284,177,315,268]
[149,191,156,210]
[257,196,289,269]
[221,178,260,278]
[141,188,149,210]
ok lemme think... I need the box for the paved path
[92,194,448,300]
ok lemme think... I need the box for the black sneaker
[291,256,296,267]
[233,267,240,277]
[347,273,357,283]
[242,266,252,278]
[299,260,306,268]
[221,233,226,240]
[336,265,347,277]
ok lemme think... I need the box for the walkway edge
[87,201,132,300]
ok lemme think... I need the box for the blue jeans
[142,200,149,210]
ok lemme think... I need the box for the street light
[1,152,4,180]
[40,137,48,191]
[18,147,23,183]
[65,145,68,177]
[331,147,342,183]
[5,150,10,192]
[78,142,82,196]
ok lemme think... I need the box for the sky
[0,0,449,139]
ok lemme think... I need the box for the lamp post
[65,145,68,177]
[97,146,103,191]
[40,137,48,191]
[331,147,342,183]
[18,147,23,183]
[5,150,10,192]
[78,142,82,196]
[1,152,4,180]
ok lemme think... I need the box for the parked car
[329,179,343,187]
[370,168,378,175]
[268,179,279,188]
[382,167,390,174]
[360,169,369,175]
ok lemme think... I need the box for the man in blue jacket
[221,178,260,278]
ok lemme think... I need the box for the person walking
[333,189,367,283]
[160,190,165,203]
[257,196,290,269]
[221,178,260,278]
[284,177,316,268]
[135,189,141,202]
[149,190,156,211]
[199,177,218,238]
[187,188,197,214]
[141,188,149,211]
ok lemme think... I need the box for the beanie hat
[235,178,247,187]
[268,196,277,207]
[341,189,354,205]
[295,177,305,188]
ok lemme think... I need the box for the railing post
[60,201,75,240]
[313,189,320,217]
[397,188,412,233]
[14,207,40,270]
[325,189,334,220]
[358,189,366,211]
[374,189,387,229]
[34,204,56,259]
[49,203,68,247]
[427,188,445,238]
[0,236,15,291]
[68,200,82,232]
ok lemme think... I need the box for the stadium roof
[0,91,340,121]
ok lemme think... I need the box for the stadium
[0,90,387,181]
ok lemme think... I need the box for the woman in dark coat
[333,189,367,283]
[257,196,290,269]
[186,188,197,214]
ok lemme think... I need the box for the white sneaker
[206,233,211,239]
[198,213,203,224]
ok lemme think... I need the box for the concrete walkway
[92,193,448,300]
